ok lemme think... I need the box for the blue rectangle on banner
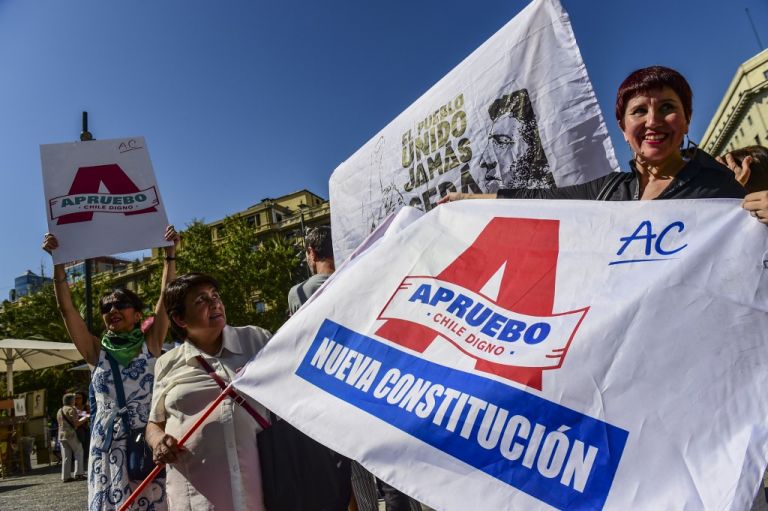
[296,319,628,510]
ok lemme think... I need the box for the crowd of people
[42,64,768,511]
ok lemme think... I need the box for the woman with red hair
[440,66,747,203]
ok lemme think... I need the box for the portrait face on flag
[479,88,553,193]
[40,136,171,264]
[329,0,619,264]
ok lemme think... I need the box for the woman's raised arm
[43,233,100,365]
[144,225,180,357]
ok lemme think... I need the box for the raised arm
[42,234,100,365]
[144,225,180,357]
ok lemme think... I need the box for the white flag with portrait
[329,0,619,263]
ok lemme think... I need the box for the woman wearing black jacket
[440,66,751,206]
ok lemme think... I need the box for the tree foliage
[161,217,304,334]
[0,283,91,407]
[1,217,304,402]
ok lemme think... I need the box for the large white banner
[329,0,619,263]
[40,136,170,264]
[235,200,768,510]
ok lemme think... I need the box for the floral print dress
[89,344,166,511]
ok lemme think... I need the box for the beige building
[700,49,768,156]
[102,189,329,294]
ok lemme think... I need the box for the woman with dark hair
[145,273,272,510]
[43,225,178,511]
[439,66,747,203]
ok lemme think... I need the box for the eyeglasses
[100,300,134,314]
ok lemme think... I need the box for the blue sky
[1,0,766,299]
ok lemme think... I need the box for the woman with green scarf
[43,225,179,511]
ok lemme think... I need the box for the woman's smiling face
[621,86,689,166]
[101,297,142,333]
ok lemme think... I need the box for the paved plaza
[0,460,86,511]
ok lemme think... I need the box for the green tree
[0,283,91,407]
[146,217,303,335]
[1,217,303,401]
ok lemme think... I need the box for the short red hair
[615,66,693,125]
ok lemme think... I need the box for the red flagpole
[117,386,231,511]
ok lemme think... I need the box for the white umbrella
[0,339,83,395]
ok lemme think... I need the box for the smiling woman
[42,225,179,511]
[438,66,748,205]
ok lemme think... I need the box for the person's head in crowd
[62,393,76,407]
[615,66,692,170]
[164,273,224,344]
[98,287,145,334]
[305,226,334,275]
[73,391,87,411]
[725,145,768,193]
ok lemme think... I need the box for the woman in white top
[146,273,271,511]
[44,226,178,510]
[57,393,87,482]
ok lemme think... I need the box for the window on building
[254,300,266,313]
[217,225,226,238]
[246,216,255,227]
[756,135,761,145]
[764,70,768,81]
[748,115,753,126]
[276,214,282,222]
[739,127,744,137]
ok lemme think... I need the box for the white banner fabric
[40,137,170,264]
[329,0,619,264]
[234,199,768,510]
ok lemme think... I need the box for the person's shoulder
[155,344,186,375]
[229,325,272,342]
[690,154,746,198]
[311,273,331,284]
[287,281,304,301]
[306,273,330,291]
[228,325,272,355]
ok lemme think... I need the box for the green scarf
[101,327,145,367]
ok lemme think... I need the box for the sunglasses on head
[100,300,134,314]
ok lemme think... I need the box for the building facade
[10,271,52,301]
[108,189,330,293]
[64,256,130,283]
[700,49,768,156]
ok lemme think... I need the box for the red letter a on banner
[57,164,157,225]
[375,217,560,389]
